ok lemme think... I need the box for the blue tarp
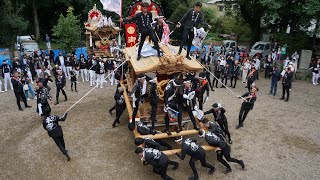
[0,48,11,65]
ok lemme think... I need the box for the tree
[52,7,81,52]
[0,0,29,47]
[237,0,265,45]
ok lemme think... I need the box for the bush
[52,7,81,52]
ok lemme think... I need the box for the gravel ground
[0,75,319,180]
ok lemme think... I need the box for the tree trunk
[250,23,261,46]
[32,0,40,42]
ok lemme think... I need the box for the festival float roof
[124,44,203,75]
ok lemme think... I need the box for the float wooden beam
[163,145,221,156]
[137,129,200,140]
[120,81,140,138]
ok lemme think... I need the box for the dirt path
[0,77,319,180]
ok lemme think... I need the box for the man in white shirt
[254,57,260,80]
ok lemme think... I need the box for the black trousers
[150,103,158,129]
[213,75,221,88]
[109,105,116,113]
[154,160,178,180]
[131,100,140,127]
[178,29,194,57]
[207,76,213,89]
[247,80,253,92]
[155,139,172,150]
[221,76,228,87]
[178,105,198,129]
[112,105,126,126]
[218,119,231,142]
[197,95,204,111]
[14,91,28,109]
[56,87,67,102]
[282,85,290,100]
[239,107,250,125]
[71,81,77,91]
[138,31,160,57]
[265,66,271,78]
[216,146,242,169]
[189,148,214,178]
[52,135,68,155]
[230,76,237,87]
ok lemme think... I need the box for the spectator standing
[310,59,319,85]
[269,66,281,96]
[45,34,51,49]
[1,59,13,91]
[11,72,32,110]
[280,67,293,102]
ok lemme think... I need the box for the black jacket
[95,61,105,74]
[143,148,168,168]
[231,65,240,76]
[179,87,196,108]
[124,12,153,33]
[12,60,21,70]
[195,79,209,97]
[70,70,77,82]
[149,81,159,105]
[137,121,155,135]
[105,60,115,70]
[55,75,66,88]
[179,9,208,30]
[144,138,162,150]
[164,81,177,107]
[214,65,223,76]
[55,55,65,66]
[204,107,227,124]
[176,138,201,160]
[65,57,72,67]
[240,92,257,110]
[36,87,51,105]
[79,58,87,69]
[43,114,67,137]
[205,131,227,149]
[247,69,257,82]
[282,71,293,87]
[11,77,24,93]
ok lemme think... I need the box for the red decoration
[125,23,137,47]
[89,11,100,19]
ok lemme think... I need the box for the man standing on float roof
[176,2,211,60]
[120,2,161,61]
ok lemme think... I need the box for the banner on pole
[192,27,207,48]
[100,0,122,16]
[125,23,137,47]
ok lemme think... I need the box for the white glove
[183,94,189,99]
[188,91,195,100]
[194,105,198,111]
[176,22,181,28]
[208,25,212,29]
[204,96,209,104]
[164,105,168,112]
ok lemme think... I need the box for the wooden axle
[162,145,221,156]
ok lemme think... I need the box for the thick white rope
[64,60,128,113]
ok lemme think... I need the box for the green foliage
[0,0,29,47]
[52,7,81,52]
[273,32,312,55]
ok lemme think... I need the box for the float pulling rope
[64,60,128,113]
[195,60,246,101]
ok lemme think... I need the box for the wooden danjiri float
[118,1,220,155]
[84,4,122,58]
